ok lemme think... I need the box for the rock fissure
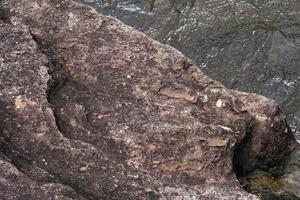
[233,120,256,177]
[0,27,99,199]
[28,32,147,200]
[29,34,73,138]
[29,35,102,200]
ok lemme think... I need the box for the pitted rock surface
[0,0,298,199]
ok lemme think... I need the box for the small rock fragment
[207,138,229,147]
[80,166,88,171]
[144,187,155,193]
[148,144,156,151]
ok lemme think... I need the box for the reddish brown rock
[0,0,298,199]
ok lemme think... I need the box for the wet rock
[0,0,298,199]
[281,146,300,198]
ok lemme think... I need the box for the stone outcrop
[0,0,298,199]
[82,0,300,139]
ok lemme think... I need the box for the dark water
[76,0,300,140]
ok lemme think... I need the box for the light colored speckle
[42,159,48,165]
[219,125,233,132]
[216,99,225,108]
[144,187,155,193]
[80,166,88,171]
[15,96,33,109]
[70,118,77,127]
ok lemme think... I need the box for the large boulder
[0,0,298,199]
[79,0,300,139]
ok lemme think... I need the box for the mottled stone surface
[77,0,300,139]
[0,0,298,199]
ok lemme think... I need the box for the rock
[81,0,300,139]
[0,0,298,199]
[281,146,300,197]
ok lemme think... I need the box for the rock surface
[0,0,298,199]
[77,0,300,139]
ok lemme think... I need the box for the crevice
[0,100,35,180]
[30,34,71,135]
[0,16,89,198]
[31,31,130,162]
[30,35,69,95]
[29,33,96,200]
[0,107,68,197]
[233,120,255,178]
[232,118,298,200]
[0,136,33,177]
[98,18,112,32]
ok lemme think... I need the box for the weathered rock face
[0,0,298,199]
[76,0,300,139]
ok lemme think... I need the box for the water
[76,0,300,139]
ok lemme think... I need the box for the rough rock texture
[79,0,300,139]
[0,0,298,199]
